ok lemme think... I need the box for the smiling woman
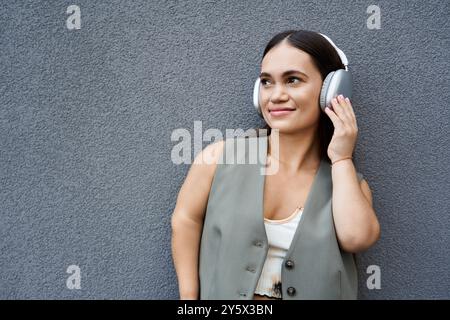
[171,29,380,300]
[253,30,347,165]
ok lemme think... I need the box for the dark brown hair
[257,29,346,164]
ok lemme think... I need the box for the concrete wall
[1,0,449,299]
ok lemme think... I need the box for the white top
[254,206,304,299]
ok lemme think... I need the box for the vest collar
[257,134,332,256]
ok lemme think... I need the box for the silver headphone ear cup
[320,70,353,112]
[320,72,334,111]
[253,77,263,117]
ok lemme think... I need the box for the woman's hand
[323,94,358,163]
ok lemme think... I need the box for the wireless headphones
[252,33,352,117]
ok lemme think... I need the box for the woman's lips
[269,108,296,117]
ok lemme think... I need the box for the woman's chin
[266,123,300,134]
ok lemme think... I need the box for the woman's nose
[270,84,289,103]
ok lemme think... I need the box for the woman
[171,30,380,300]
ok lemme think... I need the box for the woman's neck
[267,129,321,174]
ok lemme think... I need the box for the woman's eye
[288,77,302,84]
[261,77,302,86]
[260,77,301,86]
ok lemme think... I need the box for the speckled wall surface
[1,0,449,299]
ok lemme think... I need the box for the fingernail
[339,94,344,99]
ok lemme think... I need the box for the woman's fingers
[324,101,342,128]
[344,97,356,122]
[325,95,359,133]
[340,96,357,124]
[334,95,351,123]
[329,97,346,127]
[334,95,358,129]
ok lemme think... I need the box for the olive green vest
[198,135,363,300]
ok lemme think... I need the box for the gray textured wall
[1,0,449,299]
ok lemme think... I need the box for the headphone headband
[318,33,349,71]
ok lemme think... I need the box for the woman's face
[259,40,324,134]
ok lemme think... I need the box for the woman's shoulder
[173,140,227,224]
[195,139,225,166]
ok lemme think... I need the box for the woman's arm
[171,140,224,299]
[324,96,380,253]
[331,159,381,253]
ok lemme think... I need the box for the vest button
[285,259,295,269]
[287,287,296,296]
[246,266,256,273]
[254,241,263,247]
